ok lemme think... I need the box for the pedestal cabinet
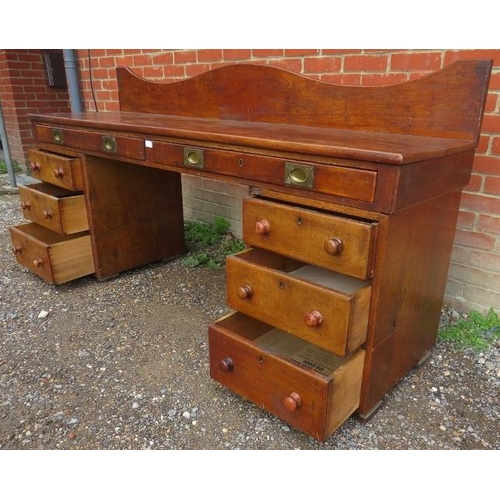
[14,60,492,440]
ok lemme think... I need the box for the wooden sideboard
[10,60,492,441]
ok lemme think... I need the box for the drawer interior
[13,222,88,244]
[22,182,81,198]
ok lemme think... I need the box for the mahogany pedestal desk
[12,60,492,441]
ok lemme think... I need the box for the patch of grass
[0,157,22,175]
[438,308,500,351]
[182,217,246,269]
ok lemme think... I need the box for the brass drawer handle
[237,285,253,299]
[305,310,323,327]
[284,392,302,411]
[43,209,53,219]
[184,147,204,169]
[21,201,31,210]
[52,128,64,143]
[33,258,44,267]
[324,237,343,255]
[285,162,314,189]
[218,357,234,372]
[102,136,117,153]
[255,220,270,235]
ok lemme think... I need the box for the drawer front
[28,149,83,191]
[226,248,371,356]
[151,141,377,203]
[35,125,145,161]
[19,184,88,235]
[10,223,94,284]
[208,312,365,441]
[243,197,377,279]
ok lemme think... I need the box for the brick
[344,55,389,72]
[164,65,185,78]
[202,201,227,217]
[191,187,215,202]
[478,214,500,234]
[461,192,500,215]
[390,52,442,71]
[481,113,500,134]
[181,174,202,187]
[182,195,203,211]
[449,262,500,289]
[492,136,500,156]
[285,49,320,56]
[444,49,500,67]
[202,178,226,192]
[132,54,152,67]
[225,206,243,223]
[488,72,500,92]
[197,49,223,62]
[322,49,362,55]
[252,49,284,58]
[360,73,408,86]
[463,283,500,311]
[173,50,197,64]
[465,173,483,192]
[484,92,498,113]
[476,134,490,154]
[304,57,341,74]
[151,52,174,66]
[320,74,361,85]
[185,64,211,77]
[472,155,500,175]
[98,56,117,68]
[456,210,476,229]
[214,192,242,208]
[267,58,302,74]
[454,228,496,250]
[225,182,250,198]
[223,49,252,61]
[484,175,500,194]
[142,66,164,80]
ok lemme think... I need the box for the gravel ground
[1,188,499,452]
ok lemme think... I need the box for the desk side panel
[83,156,186,278]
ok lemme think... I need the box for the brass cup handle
[237,285,253,299]
[43,209,53,219]
[305,310,323,327]
[284,392,302,411]
[219,357,234,372]
[53,168,64,179]
[255,220,270,235]
[33,258,44,267]
[324,237,343,255]
[21,201,31,210]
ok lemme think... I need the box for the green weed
[0,158,22,175]
[438,308,500,351]
[182,217,246,269]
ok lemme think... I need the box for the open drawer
[10,222,94,284]
[208,312,365,441]
[19,183,88,235]
[226,247,371,356]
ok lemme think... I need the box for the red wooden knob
[21,201,31,210]
[255,220,270,235]
[33,258,44,267]
[30,162,41,172]
[53,168,64,178]
[237,284,253,299]
[324,237,343,255]
[284,392,302,411]
[12,246,22,255]
[305,310,323,327]
[219,357,234,372]
[43,209,53,219]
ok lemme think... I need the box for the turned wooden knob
[218,357,234,372]
[305,310,323,327]
[284,392,302,411]
[21,201,31,210]
[33,258,44,267]
[255,220,270,235]
[237,284,253,299]
[12,246,22,255]
[43,209,53,219]
[30,161,41,172]
[324,237,343,255]
[53,168,64,178]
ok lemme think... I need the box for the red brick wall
[72,49,500,314]
[0,49,71,165]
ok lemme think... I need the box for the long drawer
[243,197,378,279]
[9,223,94,284]
[19,183,88,235]
[208,312,365,441]
[28,149,84,191]
[226,248,371,356]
